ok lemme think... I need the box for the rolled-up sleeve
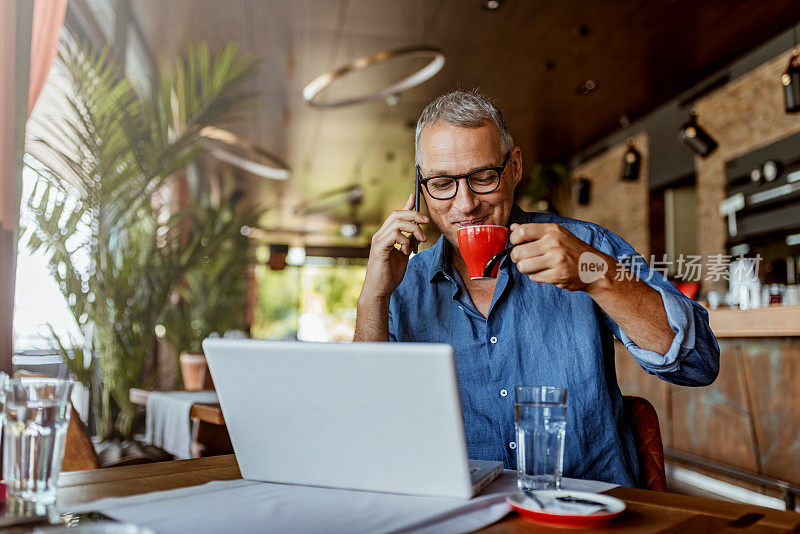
[596,229,720,386]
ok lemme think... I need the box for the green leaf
[22,35,259,439]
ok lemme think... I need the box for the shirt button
[500,389,508,397]
[509,441,517,450]
[490,336,498,344]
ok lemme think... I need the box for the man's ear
[511,147,523,187]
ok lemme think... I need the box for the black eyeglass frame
[415,151,512,200]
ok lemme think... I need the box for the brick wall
[565,47,800,487]
[561,48,800,272]
[561,131,651,257]
[694,48,800,271]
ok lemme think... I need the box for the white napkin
[144,391,219,459]
[62,471,616,534]
[517,492,605,515]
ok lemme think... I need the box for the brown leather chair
[61,402,101,471]
[622,395,667,491]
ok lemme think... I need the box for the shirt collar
[427,235,453,283]
[427,204,527,283]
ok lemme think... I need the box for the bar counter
[615,303,800,498]
[706,304,800,337]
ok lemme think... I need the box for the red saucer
[506,490,626,528]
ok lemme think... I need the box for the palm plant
[20,37,258,439]
[161,192,254,366]
[526,163,569,206]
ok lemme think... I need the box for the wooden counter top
[706,304,800,337]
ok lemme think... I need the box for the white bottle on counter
[749,280,762,309]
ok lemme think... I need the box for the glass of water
[2,378,74,503]
[0,371,7,422]
[515,385,567,491]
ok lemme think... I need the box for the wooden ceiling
[126,0,800,247]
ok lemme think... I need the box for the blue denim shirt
[388,206,720,487]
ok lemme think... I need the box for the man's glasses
[416,151,512,200]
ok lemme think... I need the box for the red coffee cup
[456,225,509,279]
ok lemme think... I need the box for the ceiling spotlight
[621,142,641,181]
[761,159,783,182]
[782,52,800,113]
[576,79,597,96]
[678,111,717,157]
[482,0,503,10]
[574,25,590,38]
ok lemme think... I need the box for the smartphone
[412,169,421,254]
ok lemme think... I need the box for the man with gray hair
[354,90,719,487]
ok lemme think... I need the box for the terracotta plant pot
[179,352,213,391]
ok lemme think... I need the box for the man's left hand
[508,222,614,293]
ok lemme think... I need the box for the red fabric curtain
[28,0,68,115]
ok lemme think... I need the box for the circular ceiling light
[302,45,445,108]
[199,126,290,180]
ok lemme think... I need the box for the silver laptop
[202,339,503,499]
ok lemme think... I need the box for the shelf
[705,304,800,337]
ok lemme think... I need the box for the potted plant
[162,193,256,390]
[520,163,569,213]
[20,37,258,439]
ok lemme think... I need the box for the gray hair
[414,90,514,164]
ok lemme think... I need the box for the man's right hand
[360,193,428,302]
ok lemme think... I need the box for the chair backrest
[61,400,101,471]
[13,371,100,471]
[622,395,667,491]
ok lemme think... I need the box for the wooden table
[129,388,231,456]
[129,388,226,425]
[56,455,800,533]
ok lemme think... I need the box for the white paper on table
[62,471,616,534]
[143,391,219,459]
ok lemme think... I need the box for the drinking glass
[2,378,74,503]
[0,372,7,440]
[0,371,7,400]
[515,385,568,491]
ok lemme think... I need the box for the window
[253,258,366,342]
[14,166,85,352]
